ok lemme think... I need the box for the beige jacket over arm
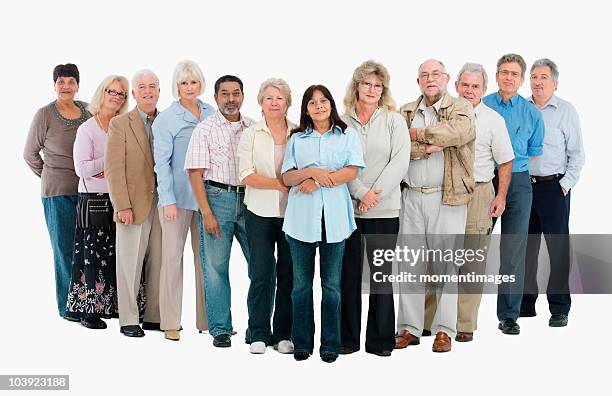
[399,93,476,205]
[105,107,157,225]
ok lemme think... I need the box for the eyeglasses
[419,71,446,81]
[105,88,128,99]
[498,70,521,78]
[360,82,384,91]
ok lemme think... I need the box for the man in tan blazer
[105,69,162,337]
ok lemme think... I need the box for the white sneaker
[249,341,266,354]
[274,340,294,354]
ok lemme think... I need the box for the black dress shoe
[549,314,568,327]
[142,322,161,331]
[339,346,358,355]
[120,325,145,337]
[80,318,107,329]
[213,334,231,347]
[321,353,338,363]
[367,350,392,357]
[498,319,520,335]
[422,329,432,337]
[294,351,311,361]
[63,315,81,322]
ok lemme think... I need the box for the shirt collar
[301,124,342,137]
[215,109,249,127]
[349,106,382,125]
[137,106,158,124]
[255,118,295,137]
[494,91,520,107]
[417,96,442,113]
[528,94,559,109]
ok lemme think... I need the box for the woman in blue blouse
[281,85,365,363]
[152,60,215,341]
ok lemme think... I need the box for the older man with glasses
[394,59,475,353]
[482,53,545,335]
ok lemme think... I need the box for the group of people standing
[24,53,584,363]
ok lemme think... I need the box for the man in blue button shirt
[522,59,585,328]
[483,53,544,335]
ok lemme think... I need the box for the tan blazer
[105,107,156,225]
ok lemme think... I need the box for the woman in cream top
[237,78,295,355]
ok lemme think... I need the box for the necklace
[95,114,108,133]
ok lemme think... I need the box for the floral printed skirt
[66,196,147,319]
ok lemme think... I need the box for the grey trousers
[158,207,208,331]
[116,203,162,326]
[396,189,466,338]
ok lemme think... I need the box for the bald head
[417,59,449,106]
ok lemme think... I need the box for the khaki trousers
[158,207,207,331]
[116,202,162,326]
[424,181,493,332]
[396,189,466,338]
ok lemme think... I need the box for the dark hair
[214,75,243,94]
[53,63,80,84]
[291,84,347,136]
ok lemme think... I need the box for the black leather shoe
[321,353,338,363]
[549,314,568,327]
[339,346,358,355]
[142,322,161,331]
[80,318,107,329]
[213,334,231,348]
[367,350,392,357]
[294,351,311,361]
[120,325,145,337]
[498,319,520,335]
[422,329,432,337]
[63,315,81,322]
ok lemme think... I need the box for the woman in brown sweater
[23,63,91,321]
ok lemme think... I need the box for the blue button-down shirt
[281,126,365,243]
[483,92,544,173]
[528,95,585,192]
[153,99,215,210]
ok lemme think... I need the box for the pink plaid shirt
[184,110,255,185]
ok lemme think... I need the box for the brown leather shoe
[432,332,451,352]
[394,330,420,349]
[455,331,473,342]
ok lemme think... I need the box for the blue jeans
[492,171,532,321]
[198,184,250,337]
[286,233,344,357]
[42,195,78,317]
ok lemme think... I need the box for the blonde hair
[344,60,396,113]
[257,78,292,108]
[87,75,129,115]
[172,60,206,99]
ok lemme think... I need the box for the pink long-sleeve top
[73,116,109,193]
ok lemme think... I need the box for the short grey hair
[531,58,559,81]
[496,53,526,76]
[257,78,292,108]
[172,60,206,99]
[418,59,447,75]
[132,69,159,91]
[456,62,488,91]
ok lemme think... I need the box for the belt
[530,174,563,184]
[206,180,245,193]
[408,185,442,194]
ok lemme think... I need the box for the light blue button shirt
[153,99,215,210]
[483,92,544,173]
[528,95,585,191]
[281,126,365,243]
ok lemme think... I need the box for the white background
[1,0,610,394]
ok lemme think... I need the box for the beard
[220,104,240,116]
